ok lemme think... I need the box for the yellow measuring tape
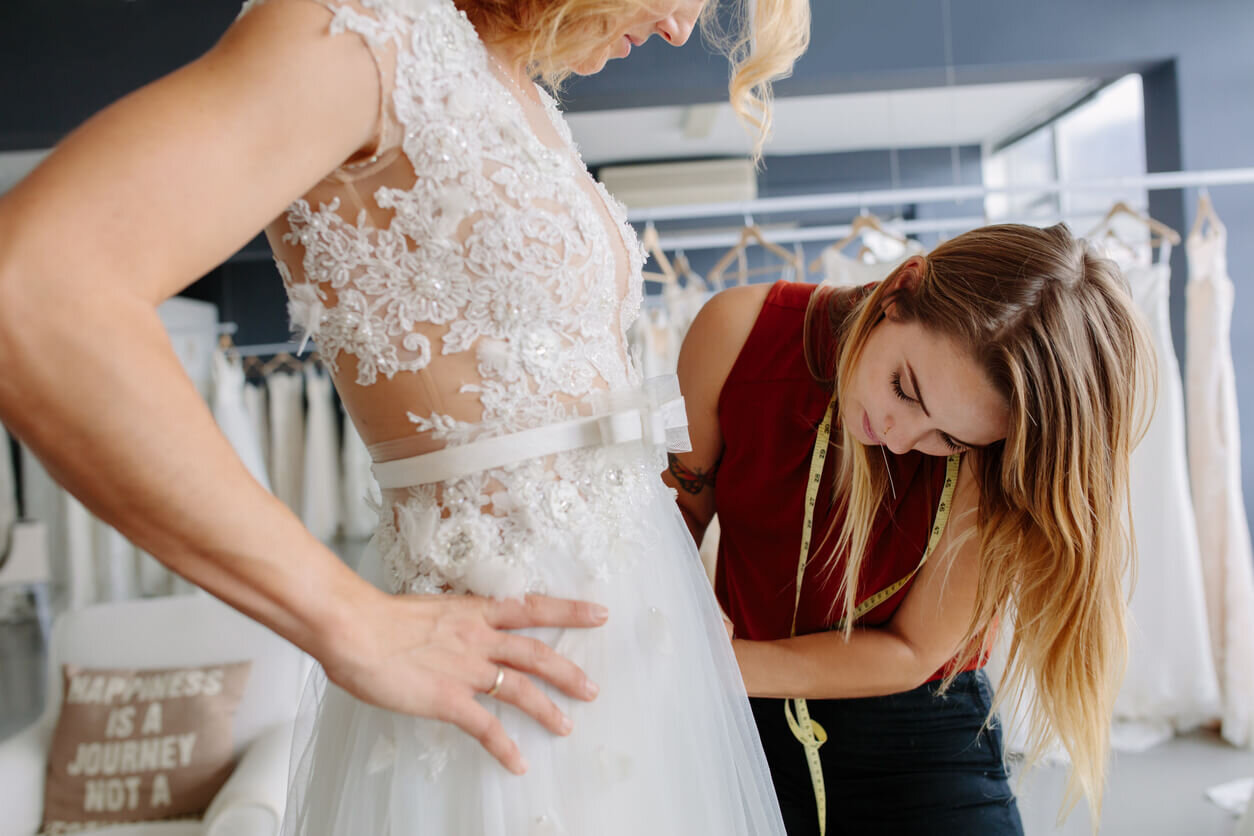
[784,394,961,836]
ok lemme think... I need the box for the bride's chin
[569,48,612,76]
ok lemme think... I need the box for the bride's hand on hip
[320,588,607,775]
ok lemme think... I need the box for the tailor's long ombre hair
[805,223,1155,823]
[458,0,810,160]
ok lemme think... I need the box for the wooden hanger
[708,224,805,288]
[640,221,678,286]
[807,213,907,274]
[1190,191,1226,240]
[259,351,307,378]
[1087,200,1181,247]
[1098,226,1141,264]
[672,250,710,291]
[217,332,258,376]
[792,241,809,282]
[241,355,267,380]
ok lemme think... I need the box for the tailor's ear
[880,256,925,320]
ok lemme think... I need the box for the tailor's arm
[662,284,772,546]
[734,457,983,699]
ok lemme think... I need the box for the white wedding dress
[243,380,271,480]
[1187,225,1254,748]
[819,239,925,288]
[1114,244,1220,748]
[267,370,306,515]
[300,366,341,542]
[988,243,1225,758]
[212,349,273,493]
[339,405,379,541]
[239,0,786,833]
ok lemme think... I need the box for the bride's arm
[0,0,603,774]
[0,0,373,653]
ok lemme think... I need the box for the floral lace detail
[280,197,447,382]
[374,445,665,599]
[258,0,644,441]
[250,0,661,601]
[405,411,477,445]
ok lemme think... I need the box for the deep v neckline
[476,42,635,310]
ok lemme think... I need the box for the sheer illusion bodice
[259,0,645,463]
[256,0,677,599]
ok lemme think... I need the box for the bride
[0,0,809,832]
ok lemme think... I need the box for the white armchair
[0,593,313,836]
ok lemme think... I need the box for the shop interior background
[2,1,1253,834]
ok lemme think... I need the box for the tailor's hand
[320,588,607,775]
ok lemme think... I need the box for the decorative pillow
[41,661,253,834]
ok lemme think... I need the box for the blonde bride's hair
[806,223,1155,824]
[458,0,810,160]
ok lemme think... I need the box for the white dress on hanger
[18,446,101,611]
[212,349,273,493]
[0,425,15,541]
[339,405,379,542]
[135,546,175,598]
[267,370,306,515]
[661,278,712,342]
[91,520,138,603]
[1187,225,1254,748]
[300,366,340,542]
[243,379,272,482]
[0,424,23,620]
[1113,243,1220,749]
[820,240,924,287]
[627,305,681,377]
[246,1,786,833]
[990,243,1227,758]
[19,447,63,588]
[62,494,96,609]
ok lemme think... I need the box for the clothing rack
[651,211,1123,253]
[165,321,237,337]
[626,166,1254,225]
[225,340,312,358]
[655,213,1027,254]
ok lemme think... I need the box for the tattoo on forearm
[668,453,721,495]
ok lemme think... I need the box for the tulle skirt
[280,476,786,835]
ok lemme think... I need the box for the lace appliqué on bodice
[268,0,644,438]
[250,0,659,607]
[375,445,668,598]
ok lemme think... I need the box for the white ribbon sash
[370,376,692,489]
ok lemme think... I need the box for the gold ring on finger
[486,665,506,698]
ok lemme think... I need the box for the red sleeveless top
[713,281,977,680]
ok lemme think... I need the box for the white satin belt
[370,376,693,489]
